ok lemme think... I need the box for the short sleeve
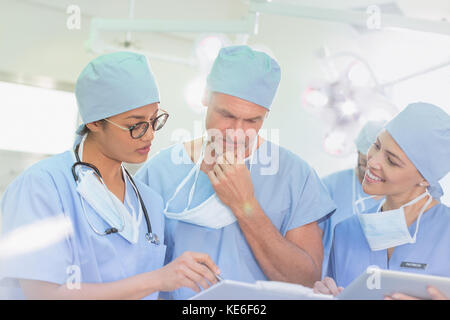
[0,169,74,286]
[318,175,335,231]
[321,174,335,198]
[282,167,336,235]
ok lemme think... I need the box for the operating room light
[338,100,359,116]
[302,87,329,108]
[301,49,401,157]
[347,62,372,87]
[323,130,349,156]
[195,35,225,66]
[185,76,207,113]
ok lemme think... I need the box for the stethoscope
[72,144,160,245]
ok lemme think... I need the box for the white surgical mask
[163,136,258,229]
[74,135,142,243]
[357,190,433,251]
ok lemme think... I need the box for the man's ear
[85,120,103,133]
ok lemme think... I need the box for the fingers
[213,163,226,180]
[428,286,447,300]
[216,154,234,173]
[195,262,219,286]
[179,252,220,292]
[387,293,419,300]
[313,280,332,295]
[208,161,229,186]
[208,170,220,185]
[179,264,212,292]
[177,266,202,293]
[323,277,341,296]
[190,252,220,275]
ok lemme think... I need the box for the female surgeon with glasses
[313,102,450,300]
[0,52,220,299]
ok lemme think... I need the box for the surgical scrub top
[135,140,336,300]
[327,203,450,288]
[0,151,166,299]
[319,169,380,278]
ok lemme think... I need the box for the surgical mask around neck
[163,135,258,229]
[357,190,433,251]
[73,135,142,243]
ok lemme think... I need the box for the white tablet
[337,268,450,300]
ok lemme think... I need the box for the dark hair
[79,125,90,136]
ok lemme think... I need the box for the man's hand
[207,152,256,216]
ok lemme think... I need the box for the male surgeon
[136,45,336,299]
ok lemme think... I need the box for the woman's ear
[85,120,103,133]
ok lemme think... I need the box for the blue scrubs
[327,203,450,288]
[0,151,166,299]
[319,169,381,278]
[136,140,336,300]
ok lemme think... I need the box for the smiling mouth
[365,169,386,183]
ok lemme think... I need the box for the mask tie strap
[185,136,208,210]
[163,139,205,213]
[410,191,433,242]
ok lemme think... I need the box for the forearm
[21,269,162,300]
[233,200,321,287]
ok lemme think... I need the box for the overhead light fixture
[184,76,207,113]
[194,34,230,72]
[302,48,398,156]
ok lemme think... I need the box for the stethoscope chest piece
[146,232,160,245]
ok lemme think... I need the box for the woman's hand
[155,251,221,293]
[313,277,344,296]
[385,286,448,300]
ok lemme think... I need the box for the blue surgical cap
[355,120,387,154]
[206,45,281,110]
[74,51,160,145]
[385,102,450,199]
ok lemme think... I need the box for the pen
[215,273,224,282]
[200,262,223,283]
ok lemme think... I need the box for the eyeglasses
[104,109,169,139]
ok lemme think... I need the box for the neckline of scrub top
[386,202,444,268]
